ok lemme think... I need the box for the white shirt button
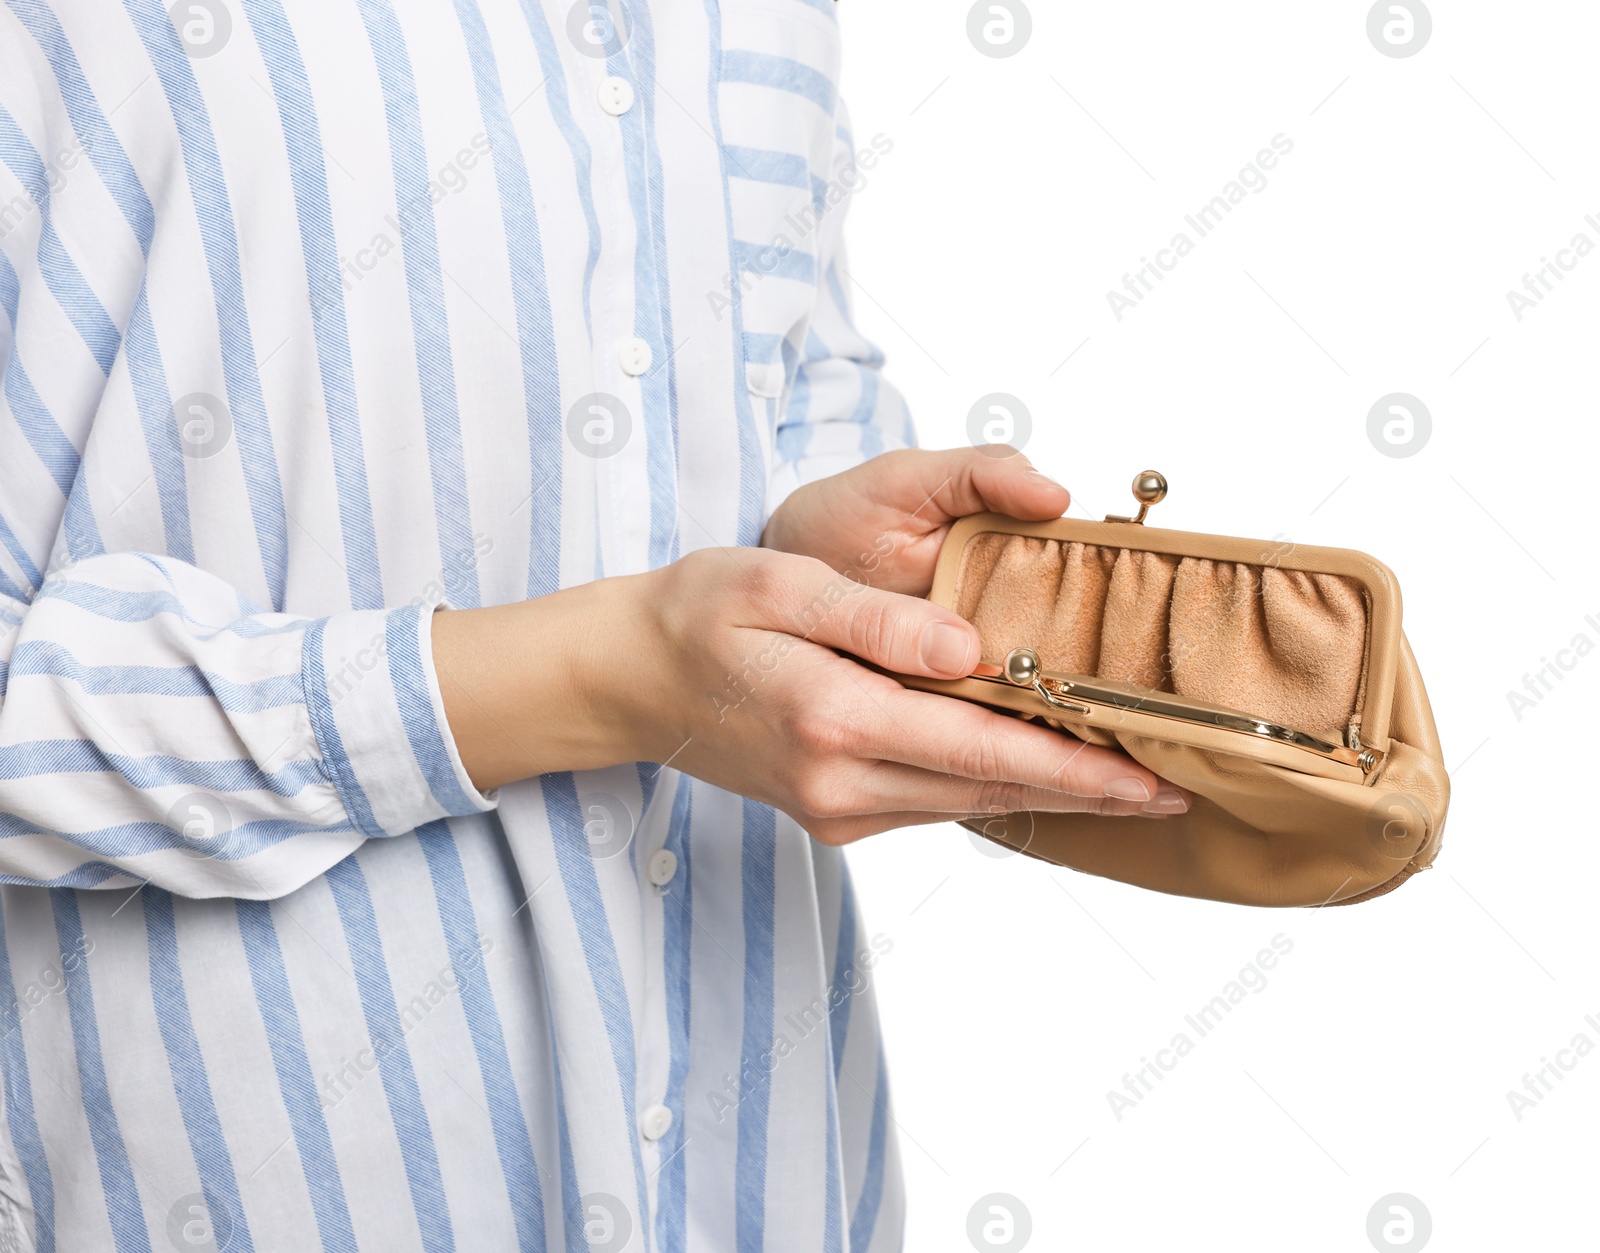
[618,338,653,376]
[597,76,634,116]
[640,1103,673,1141]
[647,848,678,887]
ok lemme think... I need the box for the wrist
[565,567,682,767]
[430,572,667,792]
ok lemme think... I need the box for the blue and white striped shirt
[0,1,913,1248]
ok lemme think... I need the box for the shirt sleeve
[0,556,494,900]
[765,103,916,520]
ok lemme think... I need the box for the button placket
[585,57,647,569]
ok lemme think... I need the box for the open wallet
[895,471,1450,907]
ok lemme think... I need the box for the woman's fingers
[862,447,1072,524]
[798,795,1177,846]
[865,685,1190,809]
[749,553,983,679]
[844,761,1174,818]
[678,547,1193,848]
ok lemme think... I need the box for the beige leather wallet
[897,472,1450,907]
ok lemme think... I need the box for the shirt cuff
[301,603,496,840]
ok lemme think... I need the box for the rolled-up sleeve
[0,555,493,900]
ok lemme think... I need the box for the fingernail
[1025,469,1066,492]
[1141,788,1189,815]
[1102,777,1152,802]
[920,621,974,676]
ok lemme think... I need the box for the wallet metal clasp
[1103,469,1168,525]
[974,646,1382,774]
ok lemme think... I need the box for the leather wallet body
[897,510,1450,907]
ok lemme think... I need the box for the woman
[0,1,1183,1248]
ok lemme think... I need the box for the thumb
[957,447,1073,521]
[867,447,1070,523]
[775,557,982,679]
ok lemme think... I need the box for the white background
[836,2,1600,1249]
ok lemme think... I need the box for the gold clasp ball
[1131,470,1168,506]
[1003,647,1041,686]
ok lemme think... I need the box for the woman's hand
[434,543,1190,845]
[760,445,1071,594]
